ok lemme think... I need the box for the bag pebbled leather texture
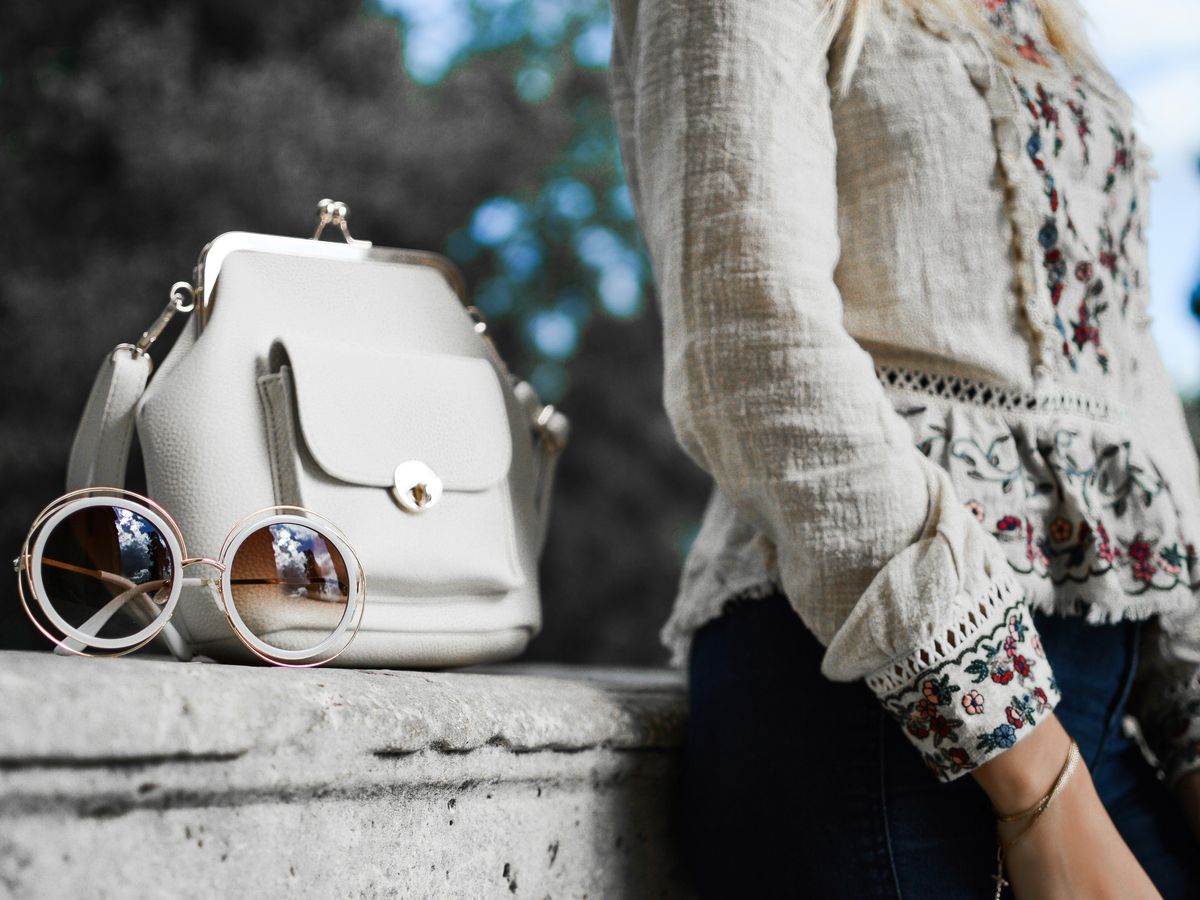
[136,247,546,667]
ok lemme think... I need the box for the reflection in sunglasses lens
[228,523,350,655]
[38,505,175,643]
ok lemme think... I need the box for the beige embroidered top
[607,0,1200,783]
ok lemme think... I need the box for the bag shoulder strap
[66,347,152,493]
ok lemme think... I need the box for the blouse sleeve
[607,0,1061,781]
[1124,321,1200,788]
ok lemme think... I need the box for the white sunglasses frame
[15,487,366,668]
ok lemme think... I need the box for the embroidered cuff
[1134,671,1200,788]
[865,579,1062,782]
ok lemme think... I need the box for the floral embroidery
[978,0,1148,374]
[1103,124,1134,194]
[979,723,1018,751]
[1065,93,1091,165]
[899,410,1200,596]
[879,600,1058,781]
[962,690,986,715]
[1019,78,1123,373]
[967,426,1199,591]
[978,0,1053,68]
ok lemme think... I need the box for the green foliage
[375,0,649,404]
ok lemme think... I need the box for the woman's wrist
[971,711,1075,815]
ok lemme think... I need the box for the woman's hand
[971,713,1161,899]
[1175,768,1200,846]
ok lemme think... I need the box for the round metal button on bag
[392,460,443,513]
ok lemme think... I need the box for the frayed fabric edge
[659,565,1189,674]
[1022,579,1188,628]
[658,575,784,670]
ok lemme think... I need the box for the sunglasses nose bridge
[181,556,226,574]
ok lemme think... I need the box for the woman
[607,0,1200,896]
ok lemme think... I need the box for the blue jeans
[684,592,1200,898]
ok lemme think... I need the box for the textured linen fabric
[606,0,1200,784]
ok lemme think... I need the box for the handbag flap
[275,337,513,492]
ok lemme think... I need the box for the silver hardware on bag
[535,403,565,456]
[134,282,195,356]
[465,306,488,334]
[461,304,565,457]
[109,282,198,374]
[312,198,372,247]
[392,460,444,513]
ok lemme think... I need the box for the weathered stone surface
[0,652,691,899]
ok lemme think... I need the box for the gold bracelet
[994,736,1081,824]
[991,737,1082,899]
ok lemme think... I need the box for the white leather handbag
[65,200,569,667]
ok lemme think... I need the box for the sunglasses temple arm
[41,557,140,592]
[52,580,192,662]
[158,620,194,662]
[53,584,160,656]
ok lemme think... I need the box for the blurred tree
[376,0,649,404]
[0,0,710,663]
[1187,153,1200,447]
[1191,155,1200,324]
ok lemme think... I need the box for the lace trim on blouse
[875,364,1111,418]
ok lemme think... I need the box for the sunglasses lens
[227,522,352,658]
[37,505,175,645]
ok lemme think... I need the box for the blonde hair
[815,0,1112,99]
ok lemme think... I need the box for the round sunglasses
[14,488,366,667]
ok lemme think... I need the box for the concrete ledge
[0,652,691,899]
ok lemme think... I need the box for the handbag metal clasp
[312,198,372,247]
[392,460,443,513]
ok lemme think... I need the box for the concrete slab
[0,652,691,899]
